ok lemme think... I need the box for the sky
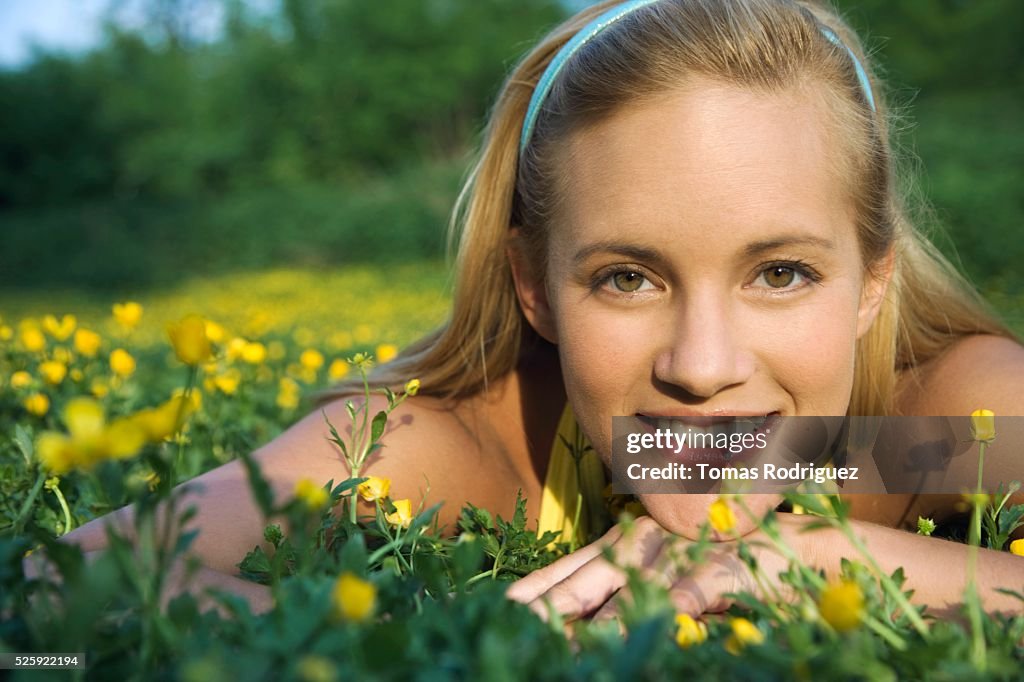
[0,0,109,66]
[0,0,235,67]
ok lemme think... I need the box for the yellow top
[535,404,611,544]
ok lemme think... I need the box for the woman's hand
[506,515,788,623]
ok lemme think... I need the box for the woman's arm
[507,512,1024,621]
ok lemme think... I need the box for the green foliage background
[0,0,1021,318]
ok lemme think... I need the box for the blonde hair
[317,0,1012,416]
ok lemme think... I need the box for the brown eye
[762,266,795,288]
[612,271,647,292]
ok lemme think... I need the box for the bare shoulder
[897,334,1024,416]
[256,390,530,531]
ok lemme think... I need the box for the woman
[59,0,1024,619]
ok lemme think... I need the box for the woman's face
[512,79,890,529]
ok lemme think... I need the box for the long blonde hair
[317,0,1012,416]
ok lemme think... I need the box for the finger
[527,551,627,622]
[668,552,744,617]
[505,524,624,604]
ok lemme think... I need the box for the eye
[750,262,820,291]
[606,269,653,293]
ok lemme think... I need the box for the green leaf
[238,451,274,517]
[370,410,388,443]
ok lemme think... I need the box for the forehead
[554,79,854,251]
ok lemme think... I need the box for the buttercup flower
[212,368,242,395]
[970,409,995,443]
[112,302,143,329]
[167,315,213,366]
[328,358,350,381]
[73,328,102,357]
[708,497,737,534]
[357,476,391,502]
[818,580,865,632]
[296,655,336,682]
[241,341,267,365]
[10,370,32,390]
[110,349,136,377]
[375,343,398,363]
[917,516,937,536]
[38,361,67,386]
[24,393,50,416]
[724,617,765,654]
[20,325,46,352]
[300,348,324,371]
[0,324,12,341]
[277,377,300,410]
[129,393,200,442]
[385,498,414,528]
[1010,539,1024,556]
[332,572,376,622]
[675,613,708,648]
[294,478,329,510]
[349,352,374,370]
[404,378,421,396]
[90,378,110,398]
[42,314,76,341]
[204,319,227,344]
[36,397,147,473]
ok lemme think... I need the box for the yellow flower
[225,337,248,361]
[675,613,708,648]
[724,617,764,655]
[818,580,864,632]
[375,343,398,363]
[130,393,199,442]
[300,348,325,371]
[349,352,374,371]
[90,378,110,398]
[328,359,350,381]
[404,378,421,396]
[294,478,330,510]
[241,341,267,365]
[385,498,414,528]
[38,361,67,386]
[296,655,337,682]
[0,324,12,341]
[1010,539,1024,556]
[24,393,50,416]
[112,301,143,329]
[168,315,213,366]
[212,368,242,395]
[73,328,102,357]
[20,326,46,352]
[970,409,995,443]
[277,377,300,410]
[10,370,32,389]
[42,314,76,341]
[36,398,146,473]
[332,572,376,622]
[708,497,737,534]
[204,320,227,344]
[357,476,391,502]
[110,348,136,377]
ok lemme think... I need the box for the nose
[653,290,755,399]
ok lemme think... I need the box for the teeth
[655,417,767,436]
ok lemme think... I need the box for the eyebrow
[742,235,836,257]
[573,234,835,265]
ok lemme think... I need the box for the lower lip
[632,413,782,467]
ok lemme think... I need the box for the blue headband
[519,0,876,153]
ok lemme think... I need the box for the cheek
[762,285,862,413]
